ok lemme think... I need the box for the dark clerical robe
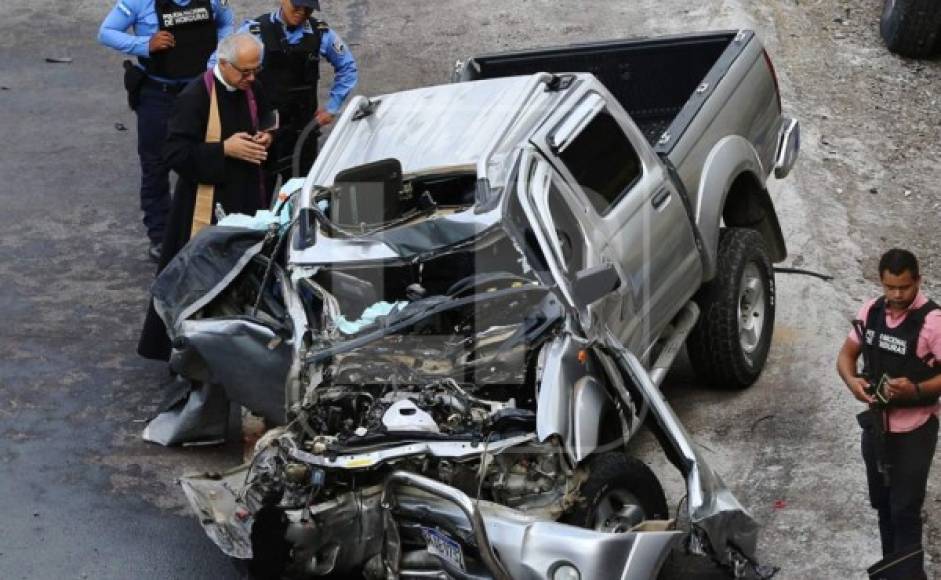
[138,73,273,361]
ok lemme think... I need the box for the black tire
[880,0,941,58]
[563,453,668,531]
[245,505,290,580]
[230,558,258,580]
[687,228,775,390]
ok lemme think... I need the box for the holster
[122,60,147,111]
[858,406,891,486]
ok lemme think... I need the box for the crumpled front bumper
[179,326,773,579]
[382,470,683,580]
[180,467,683,580]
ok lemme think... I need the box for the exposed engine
[240,370,579,520]
[171,234,767,580]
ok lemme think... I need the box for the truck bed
[458,31,748,153]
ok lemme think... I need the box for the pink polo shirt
[847,292,941,433]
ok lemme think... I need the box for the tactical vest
[143,0,217,80]
[253,14,324,123]
[859,297,941,408]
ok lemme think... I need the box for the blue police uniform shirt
[225,9,358,116]
[98,0,234,82]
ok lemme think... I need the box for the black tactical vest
[143,0,217,80]
[859,297,941,408]
[253,14,323,124]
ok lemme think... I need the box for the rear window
[557,109,642,215]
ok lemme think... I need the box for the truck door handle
[652,189,671,210]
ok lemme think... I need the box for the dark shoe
[147,243,162,264]
[868,545,926,579]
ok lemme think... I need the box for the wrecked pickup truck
[162,30,799,579]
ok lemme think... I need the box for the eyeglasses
[224,61,263,78]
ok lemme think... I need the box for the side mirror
[571,263,620,307]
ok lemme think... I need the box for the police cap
[290,0,320,9]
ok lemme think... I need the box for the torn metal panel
[142,381,229,447]
[182,466,685,579]
[163,229,770,578]
[151,227,295,428]
[151,227,266,337]
[607,334,762,568]
[174,316,292,425]
[165,230,770,577]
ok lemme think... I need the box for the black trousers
[862,413,938,559]
[136,80,182,244]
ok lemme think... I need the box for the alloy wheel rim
[738,262,766,356]
[593,488,645,533]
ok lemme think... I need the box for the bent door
[512,148,627,333]
[531,89,701,354]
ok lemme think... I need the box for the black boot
[867,545,926,580]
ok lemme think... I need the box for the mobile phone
[867,374,891,405]
[258,109,279,133]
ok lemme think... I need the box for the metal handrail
[381,471,513,580]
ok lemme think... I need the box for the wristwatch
[914,382,923,398]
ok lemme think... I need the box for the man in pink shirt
[837,249,941,579]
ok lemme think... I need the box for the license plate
[421,527,465,571]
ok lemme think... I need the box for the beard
[887,297,915,310]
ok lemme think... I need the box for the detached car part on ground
[159,31,799,579]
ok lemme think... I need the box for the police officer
[98,0,234,262]
[240,0,358,190]
[837,249,941,579]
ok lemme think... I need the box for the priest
[138,31,274,362]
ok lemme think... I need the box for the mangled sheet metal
[609,339,769,576]
[146,227,290,444]
[155,157,773,578]
[163,231,773,578]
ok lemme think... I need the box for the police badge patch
[332,37,346,54]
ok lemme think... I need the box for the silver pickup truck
[293,28,798,391]
[164,30,798,580]
[451,29,799,388]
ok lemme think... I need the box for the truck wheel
[687,228,774,389]
[564,453,668,531]
[880,0,941,58]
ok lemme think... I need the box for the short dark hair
[879,248,919,279]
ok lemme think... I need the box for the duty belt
[144,76,190,94]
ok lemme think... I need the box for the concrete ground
[0,0,938,579]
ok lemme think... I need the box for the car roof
[308,75,564,187]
